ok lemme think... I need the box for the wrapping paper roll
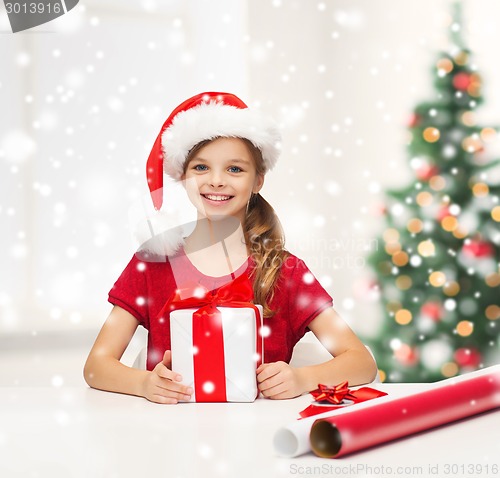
[273,388,394,457]
[274,407,351,458]
[273,365,500,458]
[310,365,500,458]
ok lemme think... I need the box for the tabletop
[1,383,499,478]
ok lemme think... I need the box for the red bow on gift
[164,272,256,313]
[299,381,387,418]
[157,273,263,402]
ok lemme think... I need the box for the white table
[0,384,499,478]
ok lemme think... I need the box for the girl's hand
[256,361,305,400]
[141,350,193,404]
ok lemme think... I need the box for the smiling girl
[84,92,377,403]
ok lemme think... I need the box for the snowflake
[302,272,314,285]
[1,130,36,163]
[259,325,271,338]
[51,375,64,388]
[202,381,215,394]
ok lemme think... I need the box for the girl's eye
[228,166,242,173]
[193,164,208,171]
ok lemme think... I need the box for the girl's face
[182,137,264,222]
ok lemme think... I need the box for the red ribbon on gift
[299,381,387,418]
[158,273,263,402]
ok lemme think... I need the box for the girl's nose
[208,171,225,188]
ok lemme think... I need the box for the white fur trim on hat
[132,179,197,257]
[161,101,281,179]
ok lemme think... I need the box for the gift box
[170,304,263,402]
[161,273,264,403]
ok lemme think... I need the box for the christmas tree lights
[364,3,500,382]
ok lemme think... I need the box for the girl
[84,92,377,404]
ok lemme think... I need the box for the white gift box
[170,305,264,402]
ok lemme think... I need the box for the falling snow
[202,381,215,394]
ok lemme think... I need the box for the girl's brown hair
[185,138,289,317]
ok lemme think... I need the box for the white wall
[0,0,249,335]
[1,0,499,340]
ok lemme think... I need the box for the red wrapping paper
[309,366,500,458]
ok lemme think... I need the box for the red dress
[108,249,333,371]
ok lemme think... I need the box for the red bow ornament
[159,273,263,403]
[299,381,387,418]
[310,381,357,404]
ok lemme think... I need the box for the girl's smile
[200,193,234,205]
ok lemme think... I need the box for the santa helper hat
[136,92,282,256]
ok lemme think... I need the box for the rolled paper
[274,408,344,458]
[274,386,394,458]
[310,365,500,458]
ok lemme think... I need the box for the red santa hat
[136,92,281,256]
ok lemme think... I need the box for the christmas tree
[364,3,500,382]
